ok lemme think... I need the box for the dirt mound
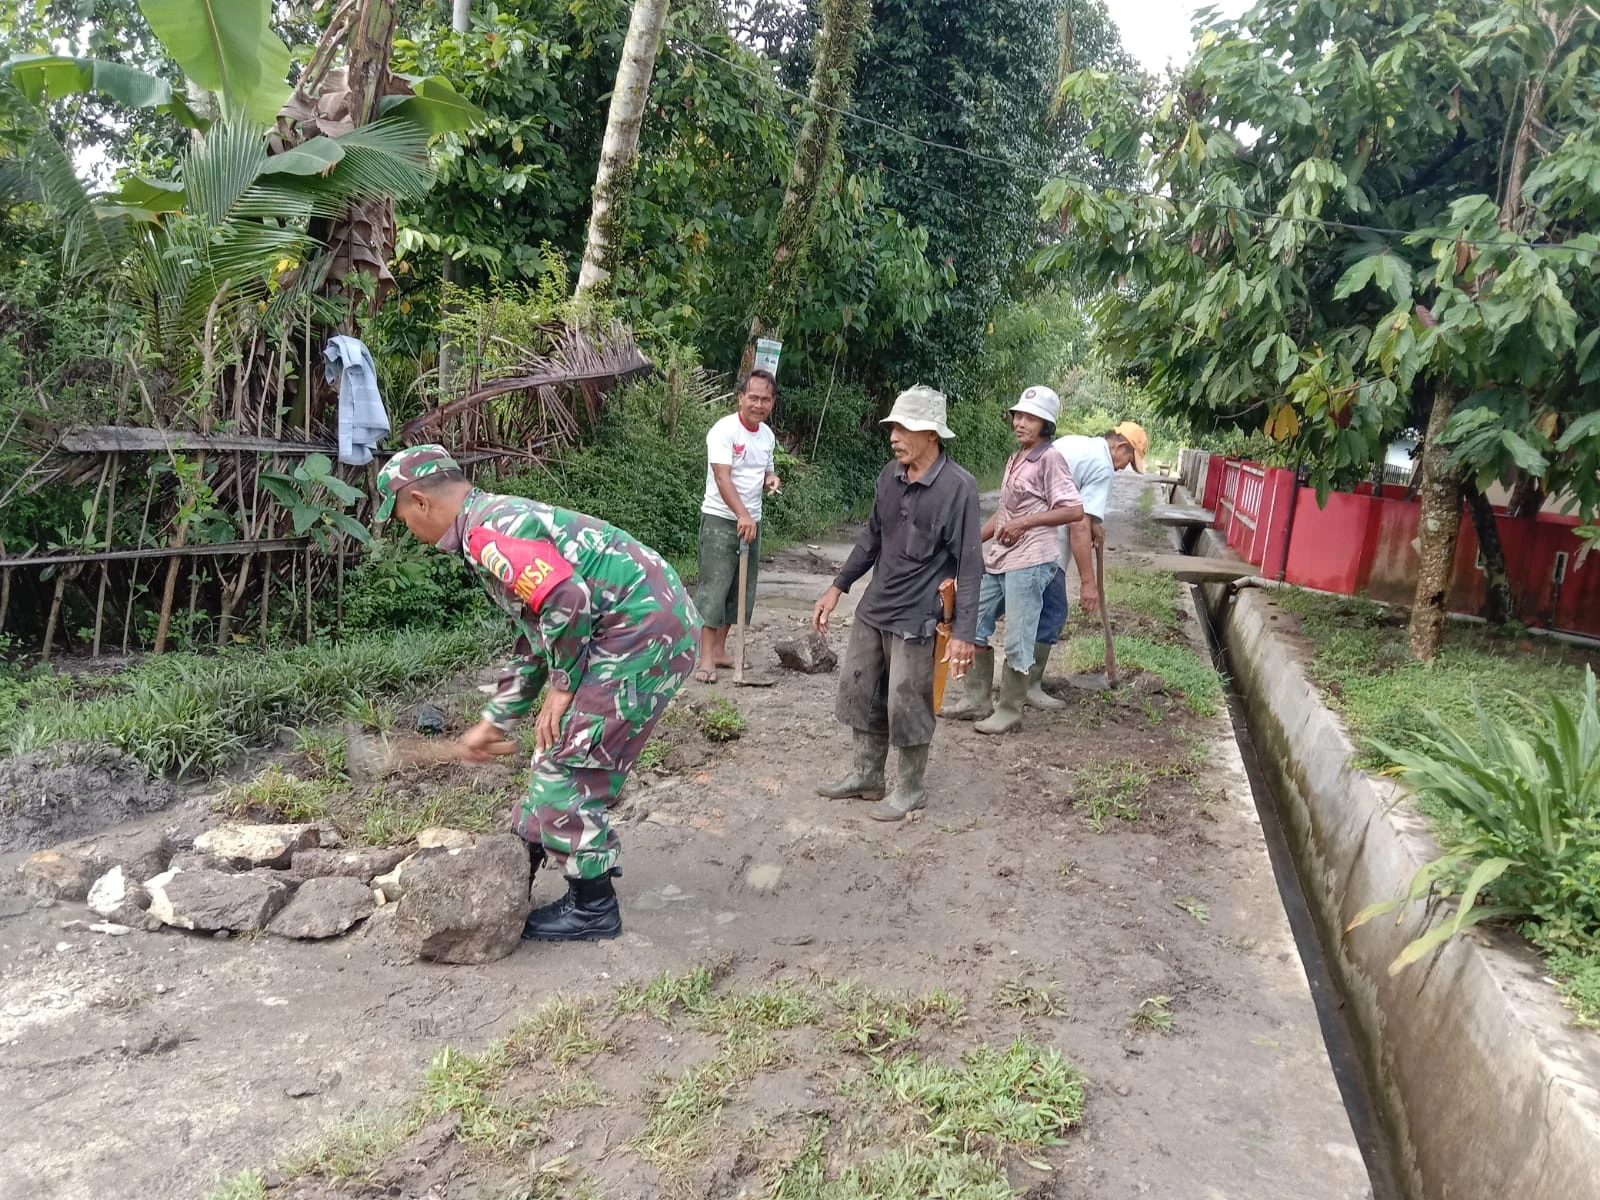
[0,743,177,852]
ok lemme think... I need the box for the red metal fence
[1191,453,1599,638]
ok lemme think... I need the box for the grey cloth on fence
[324,335,391,466]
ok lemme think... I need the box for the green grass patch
[1548,949,1600,1029]
[770,1118,1013,1200]
[3,623,505,779]
[1102,567,1182,629]
[204,1171,266,1200]
[1062,635,1221,716]
[611,965,720,1021]
[700,696,747,742]
[213,766,510,847]
[1127,995,1174,1035]
[1270,588,1593,769]
[867,1037,1085,1152]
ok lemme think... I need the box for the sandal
[694,667,717,684]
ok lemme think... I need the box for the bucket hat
[880,385,955,439]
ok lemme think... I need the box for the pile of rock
[16,821,534,964]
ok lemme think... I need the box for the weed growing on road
[992,978,1069,1018]
[1128,995,1174,1035]
[1104,567,1181,630]
[422,1044,543,1148]
[204,1170,266,1200]
[700,696,747,742]
[1072,759,1147,831]
[868,1038,1085,1151]
[830,982,966,1057]
[637,737,671,770]
[769,1117,1013,1200]
[511,996,615,1065]
[1175,897,1209,924]
[611,965,719,1021]
[1063,635,1222,715]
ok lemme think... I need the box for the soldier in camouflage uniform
[377,445,700,941]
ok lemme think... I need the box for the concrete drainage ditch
[1187,524,1600,1200]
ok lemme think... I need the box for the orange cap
[1113,421,1148,472]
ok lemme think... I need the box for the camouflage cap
[376,444,461,520]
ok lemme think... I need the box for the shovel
[345,728,517,784]
[732,540,777,687]
[1064,539,1119,693]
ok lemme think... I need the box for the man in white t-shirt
[695,369,781,681]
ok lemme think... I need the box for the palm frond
[181,118,270,227]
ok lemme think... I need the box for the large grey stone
[193,823,319,869]
[267,877,376,939]
[64,827,172,882]
[393,835,529,965]
[774,632,838,675]
[145,867,290,932]
[289,846,408,885]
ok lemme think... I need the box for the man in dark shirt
[812,385,982,821]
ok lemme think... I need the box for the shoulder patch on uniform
[466,528,574,610]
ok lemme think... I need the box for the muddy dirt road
[1,473,1370,1200]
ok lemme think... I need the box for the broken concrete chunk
[288,846,408,884]
[267,876,376,939]
[393,834,529,965]
[145,867,291,932]
[193,823,319,869]
[775,632,839,675]
[414,827,475,850]
[87,866,152,922]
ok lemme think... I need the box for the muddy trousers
[835,618,937,748]
[514,641,696,880]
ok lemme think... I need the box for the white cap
[1010,385,1060,424]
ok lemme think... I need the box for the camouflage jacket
[449,489,700,729]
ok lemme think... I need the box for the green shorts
[695,512,759,628]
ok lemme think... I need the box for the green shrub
[1351,669,1600,968]
[342,535,486,633]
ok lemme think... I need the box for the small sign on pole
[754,338,782,377]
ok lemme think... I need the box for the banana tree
[1,0,484,390]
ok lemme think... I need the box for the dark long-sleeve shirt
[833,453,982,642]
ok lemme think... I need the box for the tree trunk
[1408,382,1462,660]
[574,0,672,298]
[1464,481,1514,627]
[1507,472,1545,519]
[438,0,472,393]
[741,0,870,372]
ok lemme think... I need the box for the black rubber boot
[521,872,622,941]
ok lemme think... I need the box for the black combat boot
[521,871,622,941]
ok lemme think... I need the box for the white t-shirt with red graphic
[702,412,776,522]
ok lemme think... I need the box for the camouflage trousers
[515,635,697,880]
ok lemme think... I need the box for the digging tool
[1095,539,1118,689]
[732,540,777,687]
[345,729,516,783]
[930,577,957,711]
